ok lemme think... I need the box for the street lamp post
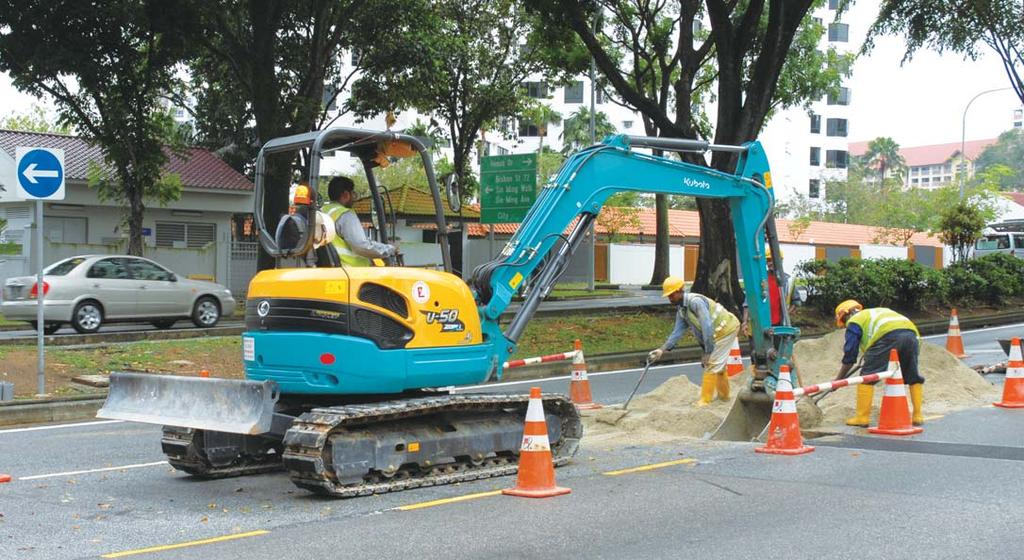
[960,86,1013,199]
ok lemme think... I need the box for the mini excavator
[98,127,798,497]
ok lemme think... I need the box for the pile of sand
[582,330,998,447]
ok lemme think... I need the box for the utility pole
[586,11,599,291]
[960,87,1012,199]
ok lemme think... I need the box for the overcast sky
[1,13,1019,150]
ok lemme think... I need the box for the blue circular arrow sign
[17,149,64,199]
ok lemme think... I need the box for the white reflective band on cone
[525,399,546,422]
[521,434,551,452]
[1010,344,1023,362]
[772,399,797,414]
[571,370,585,381]
[1006,366,1024,379]
[884,382,907,397]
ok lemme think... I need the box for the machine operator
[648,277,740,406]
[321,177,398,266]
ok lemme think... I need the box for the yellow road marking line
[397,490,503,511]
[603,458,696,476]
[101,530,270,558]
[923,414,944,422]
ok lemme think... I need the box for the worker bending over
[322,177,398,266]
[834,300,925,426]
[649,277,740,406]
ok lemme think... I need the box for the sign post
[15,147,66,396]
[479,153,538,225]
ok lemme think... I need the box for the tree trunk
[649,194,670,286]
[691,198,744,316]
[126,181,146,257]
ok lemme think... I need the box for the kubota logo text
[683,177,711,190]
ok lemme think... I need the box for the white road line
[0,420,124,435]
[922,322,1024,340]
[19,461,168,481]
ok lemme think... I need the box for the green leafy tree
[868,1,1024,105]
[560,107,616,154]
[937,200,988,263]
[974,128,1024,189]
[0,105,71,134]
[350,0,552,203]
[860,136,907,187]
[526,0,853,310]
[0,0,193,256]
[521,100,563,155]
[185,1,389,269]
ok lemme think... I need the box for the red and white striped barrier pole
[792,370,895,398]
[503,350,579,370]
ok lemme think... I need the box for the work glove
[648,348,664,363]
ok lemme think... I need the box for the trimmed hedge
[797,253,1024,315]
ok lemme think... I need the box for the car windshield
[44,257,87,276]
[976,235,1010,250]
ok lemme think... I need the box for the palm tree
[863,136,906,187]
[560,107,616,154]
[521,100,562,155]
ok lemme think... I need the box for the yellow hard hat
[662,276,685,298]
[834,299,862,327]
[766,246,782,260]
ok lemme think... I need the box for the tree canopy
[561,107,617,154]
[0,105,71,134]
[974,128,1024,190]
[0,0,193,255]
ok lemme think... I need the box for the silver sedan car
[1,255,236,334]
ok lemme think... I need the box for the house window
[156,221,216,249]
[43,216,87,243]
[827,87,851,105]
[1015,108,1023,128]
[826,118,848,137]
[912,178,919,185]
[828,23,849,42]
[522,81,548,99]
[810,113,821,134]
[564,81,584,104]
[622,120,633,129]
[809,179,821,199]
[825,150,848,168]
[518,121,541,137]
[828,0,841,8]
[809,147,821,166]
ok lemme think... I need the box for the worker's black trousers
[862,329,924,385]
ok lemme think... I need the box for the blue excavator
[98,127,798,497]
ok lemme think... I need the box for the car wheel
[30,321,62,335]
[151,319,176,329]
[71,301,103,334]
[191,296,220,328]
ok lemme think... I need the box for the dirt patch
[792,330,998,428]
[581,330,998,447]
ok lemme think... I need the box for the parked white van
[974,223,1024,258]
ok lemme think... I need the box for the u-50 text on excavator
[97,127,799,497]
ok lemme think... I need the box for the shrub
[798,258,946,314]
[946,253,1024,305]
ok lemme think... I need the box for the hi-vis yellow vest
[322,202,371,267]
[846,307,919,354]
[683,293,740,341]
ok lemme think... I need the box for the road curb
[0,324,245,347]
[2,310,1021,428]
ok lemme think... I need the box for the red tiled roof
[0,129,252,191]
[1004,191,1024,207]
[466,207,943,247]
[848,138,997,167]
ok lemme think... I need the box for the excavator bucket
[97,372,279,435]
[710,387,775,442]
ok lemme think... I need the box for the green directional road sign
[479,153,537,224]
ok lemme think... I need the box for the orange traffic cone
[569,340,601,410]
[945,309,968,358]
[755,365,814,455]
[199,369,210,378]
[0,473,10,483]
[869,349,923,435]
[994,337,1024,408]
[503,387,571,498]
[726,338,744,378]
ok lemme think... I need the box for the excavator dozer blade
[97,372,279,435]
[710,387,774,442]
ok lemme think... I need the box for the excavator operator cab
[253,127,460,272]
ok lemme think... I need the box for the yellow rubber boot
[910,384,924,426]
[697,373,716,406]
[715,372,730,401]
[846,384,874,427]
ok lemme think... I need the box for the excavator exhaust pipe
[97,372,280,435]
[710,387,775,442]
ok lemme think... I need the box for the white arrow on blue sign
[15,147,65,201]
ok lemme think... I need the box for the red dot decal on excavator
[320,353,336,365]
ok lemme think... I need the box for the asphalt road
[0,322,1021,559]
